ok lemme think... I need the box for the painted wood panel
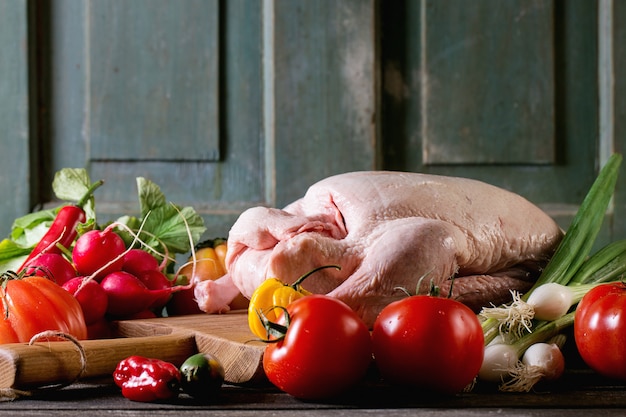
[381,0,605,243]
[271,0,378,205]
[1,0,625,251]
[43,0,264,238]
[422,0,555,165]
[0,0,31,238]
[611,0,626,239]
[88,0,220,161]
[37,0,378,240]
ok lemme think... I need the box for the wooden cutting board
[0,311,266,390]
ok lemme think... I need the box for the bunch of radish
[23,224,189,339]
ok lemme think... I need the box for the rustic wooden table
[1,368,625,417]
[0,316,623,416]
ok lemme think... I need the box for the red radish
[100,271,188,317]
[100,272,152,316]
[123,309,158,320]
[87,318,112,339]
[122,249,161,276]
[136,269,173,309]
[72,229,126,279]
[24,253,77,286]
[62,277,109,325]
[168,288,203,315]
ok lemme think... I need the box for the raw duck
[194,171,563,327]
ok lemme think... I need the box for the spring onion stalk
[482,153,622,344]
[528,153,621,291]
[568,238,626,286]
[478,312,574,384]
[499,334,567,392]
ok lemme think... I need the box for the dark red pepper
[113,356,181,402]
[17,180,103,273]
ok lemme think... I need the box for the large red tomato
[574,282,626,380]
[372,295,484,393]
[262,295,372,400]
[0,275,88,343]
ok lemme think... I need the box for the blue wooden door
[1,0,625,248]
[381,0,618,246]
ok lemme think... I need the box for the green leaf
[52,168,91,202]
[131,177,206,255]
[137,177,167,218]
[51,168,97,220]
[10,207,58,246]
[140,204,206,254]
[0,239,32,273]
[0,239,32,259]
[11,208,57,234]
[113,215,143,248]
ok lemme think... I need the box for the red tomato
[262,295,372,399]
[0,275,88,342]
[372,295,484,393]
[574,282,626,380]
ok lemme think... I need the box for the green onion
[479,312,574,384]
[568,238,626,285]
[481,153,622,344]
[498,334,567,392]
[478,153,625,392]
[525,153,622,293]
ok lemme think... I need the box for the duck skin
[194,171,564,327]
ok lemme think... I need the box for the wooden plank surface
[0,312,264,389]
[0,313,625,415]
[0,369,625,416]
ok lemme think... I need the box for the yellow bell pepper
[247,265,341,339]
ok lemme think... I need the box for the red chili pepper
[17,180,103,273]
[113,355,181,402]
